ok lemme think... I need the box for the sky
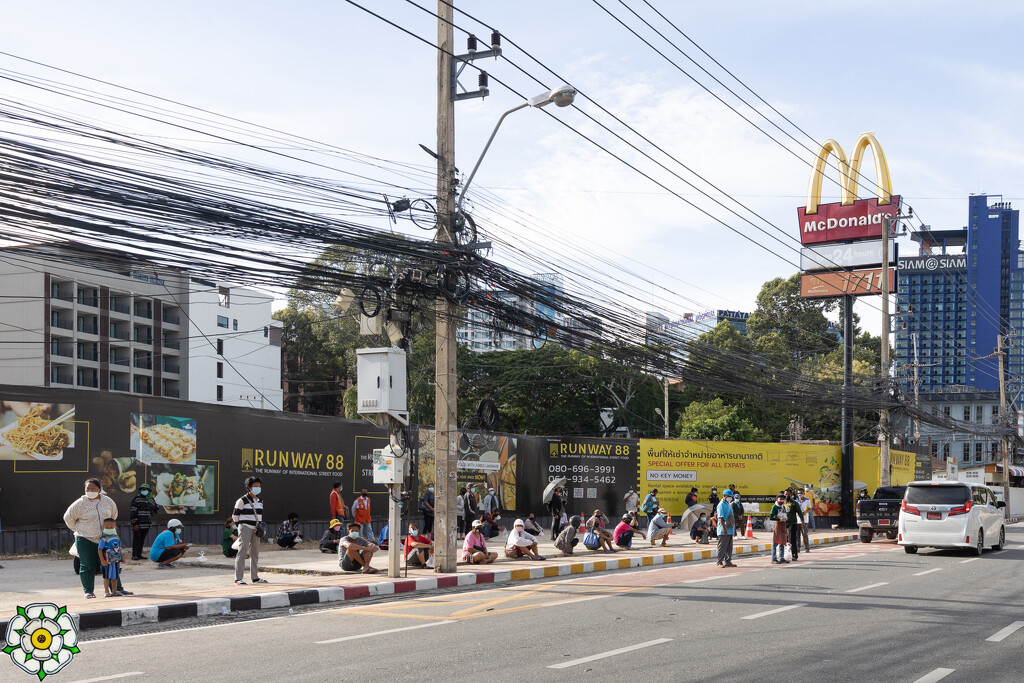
[3,1,1024,335]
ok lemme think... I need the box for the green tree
[746,274,838,367]
[675,398,768,441]
[274,305,353,415]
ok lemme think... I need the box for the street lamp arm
[455,101,529,215]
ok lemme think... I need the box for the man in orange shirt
[352,489,374,542]
[329,482,347,525]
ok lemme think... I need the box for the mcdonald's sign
[798,133,901,245]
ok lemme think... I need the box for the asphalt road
[43,527,1024,683]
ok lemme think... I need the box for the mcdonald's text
[798,196,901,245]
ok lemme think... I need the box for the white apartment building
[0,247,282,409]
[457,273,564,352]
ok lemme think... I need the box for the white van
[897,481,1006,555]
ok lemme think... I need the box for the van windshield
[906,485,970,506]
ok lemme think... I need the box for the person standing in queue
[64,478,125,599]
[785,489,802,562]
[716,488,737,568]
[419,484,435,537]
[232,476,268,586]
[640,488,659,527]
[547,484,565,540]
[352,489,374,542]
[329,482,347,527]
[129,482,159,561]
[684,487,699,508]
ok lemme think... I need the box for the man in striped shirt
[231,476,269,586]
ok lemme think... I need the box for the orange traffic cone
[578,522,586,534]
[745,516,754,539]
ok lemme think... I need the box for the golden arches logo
[805,133,892,215]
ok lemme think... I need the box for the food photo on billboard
[147,462,216,514]
[0,400,76,461]
[130,412,197,465]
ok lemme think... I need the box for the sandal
[235,580,247,586]
[85,593,96,599]
[252,578,269,584]
[362,566,379,574]
[119,590,134,596]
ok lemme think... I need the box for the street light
[455,85,576,216]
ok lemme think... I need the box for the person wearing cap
[462,519,497,564]
[319,518,344,554]
[708,486,720,511]
[614,511,646,549]
[505,519,545,560]
[647,508,675,547]
[482,486,499,515]
[768,494,790,564]
[149,518,189,568]
[129,482,159,561]
[554,515,582,556]
[716,489,737,567]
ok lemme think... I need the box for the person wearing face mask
[129,482,159,561]
[63,478,121,598]
[404,523,434,568]
[419,485,435,537]
[231,476,268,586]
[715,489,737,568]
[222,517,239,558]
[352,489,374,543]
[149,518,190,568]
[690,512,711,544]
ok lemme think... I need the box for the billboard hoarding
[798,196,902,245]
[800,239,896,272]
[800,268,895,298]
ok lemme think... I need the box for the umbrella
[542,477,566,504]
[678,503,713,531]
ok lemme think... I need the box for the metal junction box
[356,347,409,425]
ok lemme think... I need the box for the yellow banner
[638,439,916,518]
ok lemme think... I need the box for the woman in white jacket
[63,478,121,598]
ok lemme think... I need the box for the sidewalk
[0,528,857,637]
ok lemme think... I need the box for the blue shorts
[102,562,121,580]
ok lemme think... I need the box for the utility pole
[662,376,669,438]
[879,215,892,487]
[434,0,458,572]
[841,294,854,527]
[997,334,1010,518]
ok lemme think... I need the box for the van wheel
[904,545,917,554]
[992,526,1005,551]
[859,528,873,543]
[971,530,983,556]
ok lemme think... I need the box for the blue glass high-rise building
[896,195,1021,394]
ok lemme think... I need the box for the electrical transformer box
[372,446,406,484]
[356,347,408,424]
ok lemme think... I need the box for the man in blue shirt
[149,519,190,568]
[716,489,737,568]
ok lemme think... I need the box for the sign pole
[878,216,892,487]
[998,334,1010,518]
[842,294,855,527]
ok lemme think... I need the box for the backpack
[642,494,657,514]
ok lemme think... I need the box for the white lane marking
[80,616,285,643]
[912,667,955,683]
[742,603,807,620]
[986,620,1024,643]
[316,620,454,644]
[547,638,673,669]
[959,557,980,564]
[846,582,889,593]
[539,594,614,608]
[913,568,943,577]
[682,576,727,584]
[67,674,145,683]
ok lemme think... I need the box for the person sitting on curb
[339,522,379,574]
[222,518,239,558]
[479,510,502,539]
[647,508,676,547]
[613,512,646,549]
[554,515,582,556]
[150,518,189,568]
[584,510,616,553]
[319,519,343,554]
[378,523,391,551]
[276,512,303,549]
[523,513,544,537]
[404,523,434,568]
[505,519,545,560]
[462,520,497,564]
[689,512,711,545]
